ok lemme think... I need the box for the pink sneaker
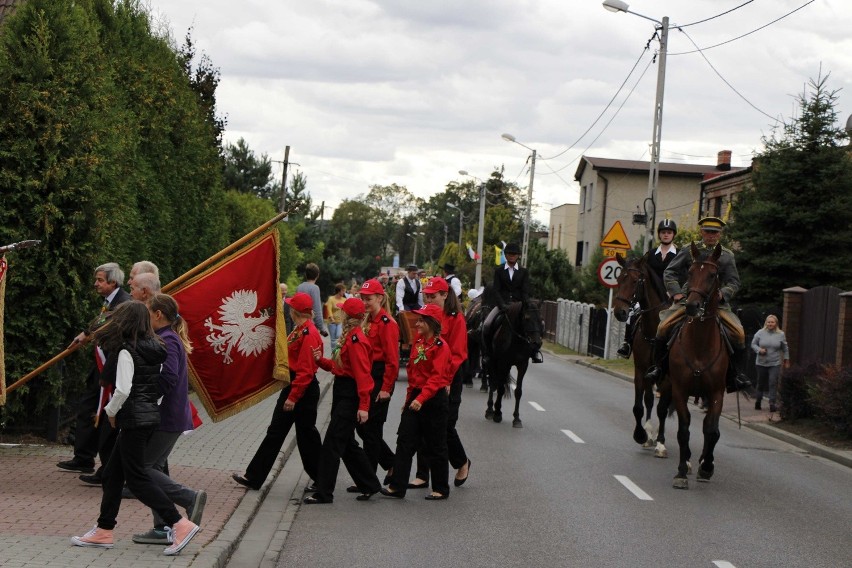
[163,518,200,556]
[71,525,114,548]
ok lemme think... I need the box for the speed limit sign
[597,257,622,289]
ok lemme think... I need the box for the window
[579,186,586,213]
[713,197,722,217]
[575,242,584,266]
[587,182,594,212]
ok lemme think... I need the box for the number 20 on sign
[597,257,622,289]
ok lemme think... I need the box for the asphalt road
[277,356,852,568]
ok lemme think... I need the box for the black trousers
[416,368,468,479]
[390,389,449,496]
[97,428,181,530]
[314,377,381,501]
[245,379,321,486]
[72,368,116,471]
[354,362,395,472]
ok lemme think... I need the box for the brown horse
[668,243,728,489]
[614,254,672,458]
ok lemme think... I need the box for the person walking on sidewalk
[345,278,399,491]
[232,292,324,492]
[381,304,452,500]
[132,294,207,546]
[70,301,200,556]
[751,314,790,412]
[304,298,381,504]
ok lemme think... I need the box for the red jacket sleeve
[414,342,452,405]
[378,314,400,392]
[349,332,374,412]
[287,325,322,403]
[442,312,468,381]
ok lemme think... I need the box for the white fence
[552,299,627,359]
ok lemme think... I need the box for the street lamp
[459,170,486,289]
[603,0,669,252]
[501,133,536,267]
[406,231,425,265]
[446,203,464,253]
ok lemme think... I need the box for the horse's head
[684,243,721,318]
[613,254,644,322]
[522,299,544,352]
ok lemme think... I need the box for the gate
[541,300,557,342]
[799,286,841,365]
[587,307,608,357]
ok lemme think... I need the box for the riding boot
[616,320,635,359]
[531,350,544,364]
[725,344,753,394]
[643,337,669,385]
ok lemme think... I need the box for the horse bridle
[685,260,721,319]
[616,266,669,316]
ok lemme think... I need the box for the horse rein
[685,260,721,319]
[616,266,669,316]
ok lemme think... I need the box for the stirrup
[531,351,544,364]
[616,343,631,358]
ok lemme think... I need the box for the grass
[542,340,634,377]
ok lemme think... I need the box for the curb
[569,356,852,470]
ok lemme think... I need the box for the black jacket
[115,337,167,430]
[492,263,530,309]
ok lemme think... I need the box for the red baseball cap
[339,297,366,317]
[285,292,313,313]
[423,277,448,294]
[360,279,385,296]
[412,303,444,322]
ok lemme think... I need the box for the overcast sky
[145,0,851,224]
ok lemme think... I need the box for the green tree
[223,137,278,199]
[729,73,852,303]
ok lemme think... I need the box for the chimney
[717,150,732,171]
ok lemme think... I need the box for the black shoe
[355,491,378,501]
[345,484,360,493]
[79,474,102,485]
[231,473,260,490]
[425,493,448,501]
[754,400,762,410]
[303,494,332,504]
[57,459,95,473]
[644,366,662,383]
[616,343,631,358]
[736,375,752,390]
[407,480,428,489]
[454,459,471,487]
[531,351,544,364]
[380,487,405,499]
[305,483,318,492]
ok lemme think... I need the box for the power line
[669,0,817,55]
[675,0,755,28]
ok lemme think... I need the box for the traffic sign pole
[603,288,613,359]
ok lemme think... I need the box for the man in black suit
[57,262,131,479]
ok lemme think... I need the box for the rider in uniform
[617,219,678,358]
[643,216,752,393]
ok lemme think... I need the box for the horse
[482,299,544,428]
[667,243,729,489]
[613,253,672,458]
[463,293,490,392]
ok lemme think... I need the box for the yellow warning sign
[600,220,631,252]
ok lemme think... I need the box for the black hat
[443,262,455,273]
[504,243,521,255]
[406,264,418,272]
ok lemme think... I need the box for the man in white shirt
[395,264,423,313]
[442,263,463,299]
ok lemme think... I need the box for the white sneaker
[163,518,200,556]
[71,525,114,548]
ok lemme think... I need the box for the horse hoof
[484,410,493,421]
[654,445,668,459]
[672,477,689,490]
[686,461,693,475]
[493,412,502,423]
[697,470,712,483]
[642,439,655,449]
[633,429,649,445]
[512,419,523,428]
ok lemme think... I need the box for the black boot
[531,350,544,364]
[726,345,752,394]
[643,337,669,385]
[617,321,635,358]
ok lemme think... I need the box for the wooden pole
[6,212,289,394]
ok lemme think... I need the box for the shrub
[778,363,821,421]
[809,365,852,438]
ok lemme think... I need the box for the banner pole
[7,212,289,395]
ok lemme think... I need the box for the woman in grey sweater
[750,315,790,412]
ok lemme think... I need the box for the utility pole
[278,146,290,214]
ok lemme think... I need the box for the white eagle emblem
[204,290,275,364]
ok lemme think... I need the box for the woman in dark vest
[71,301,201,556]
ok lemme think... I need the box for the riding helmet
[657,219,677,235]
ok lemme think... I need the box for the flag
[466,242,480,261]
[494,241,507,265]
[0,255,7,406]
[170,231,289,422]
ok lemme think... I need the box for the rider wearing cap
[617,219,678,358]
[644,216,752,393]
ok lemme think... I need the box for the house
[547,203,579,265]
[572,152,746,265]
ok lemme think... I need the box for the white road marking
[613,475,653,501]
[528,401,545,411]
[561,429,585,444]
[712,562,737,568]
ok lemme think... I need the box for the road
[275,356,852,568]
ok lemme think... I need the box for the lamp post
[501,133,536,267]
[446,203,464,252]
[406,232,425,265]
[603,0,668,252]
[459,170,486,289]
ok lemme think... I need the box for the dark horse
[668,243,729,489]
[464,293,490,392]
[613,253,672,458]
[482,299,544,428]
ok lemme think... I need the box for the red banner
[171,232,288,421]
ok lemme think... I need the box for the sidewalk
[570,354,852,469]
[0,379,327,568]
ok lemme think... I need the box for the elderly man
[644,217,751,393]
[130,272,161,303]
[128,260,159,287]
[58,263,131,479]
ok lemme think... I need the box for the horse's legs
[512,362,528,428]
[632,377,648,445]
[485,382,495,420]
[493,380,504,423]
[698,392,723,482]
[654,387,671,458]
[673,390,692,489]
